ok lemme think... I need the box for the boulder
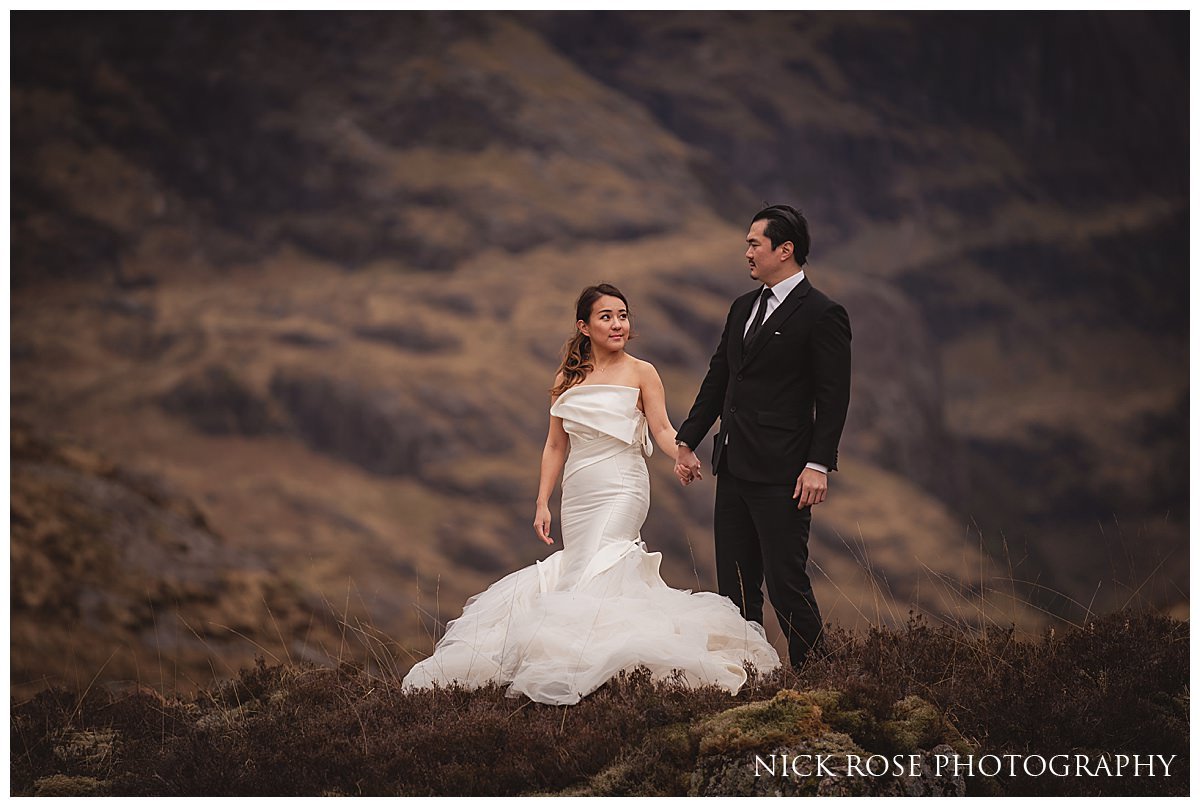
[688,689,971,796]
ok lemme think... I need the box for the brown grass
[10,606,1187,796]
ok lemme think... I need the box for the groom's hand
[675,444,703,486]
[793,467,828,508]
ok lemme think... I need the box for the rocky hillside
[11,11,1187,696]
[11,420,344,699]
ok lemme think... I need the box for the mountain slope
[10,11,1185,695]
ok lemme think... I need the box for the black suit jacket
[676,276,852,484]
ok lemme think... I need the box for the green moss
[805,687,876,742]
[880,694,947,754]
[544,721,697,796]
[688,724,867,797]
[691,689,828,757]
[654,721,697,762]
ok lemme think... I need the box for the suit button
[736,373,743,381]
[730,405,738,413]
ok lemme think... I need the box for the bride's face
[578,294,629,353]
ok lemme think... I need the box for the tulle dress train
[401,384,780,705]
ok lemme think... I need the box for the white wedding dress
[402,384,780,705]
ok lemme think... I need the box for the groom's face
[745,219,792,287]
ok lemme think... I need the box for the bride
[402,283,780,705]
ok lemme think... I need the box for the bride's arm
[534,377,569,545]
[638,361,682,460]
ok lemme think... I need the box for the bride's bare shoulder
[629,355,661,381]
[549,370,567,404]
[623,357,660,401]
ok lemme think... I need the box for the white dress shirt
[743,269,807,337]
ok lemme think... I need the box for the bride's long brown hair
[551,283,633,397]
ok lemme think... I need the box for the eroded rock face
[687,689,971,796]
[267,369,442,477]
[160,364,286,436]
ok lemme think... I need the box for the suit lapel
[740,277,811,368]
[729,289,758,369]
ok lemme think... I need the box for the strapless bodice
[550,384,652,460]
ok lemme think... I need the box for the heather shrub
[11,608,1187,796]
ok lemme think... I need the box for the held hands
[675,445,703,486]
[793,467,828,509]
[533,503,554,545]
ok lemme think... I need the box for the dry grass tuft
[10,606,1187,796]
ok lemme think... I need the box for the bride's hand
[533,504,554,545]
[675,445,702,486]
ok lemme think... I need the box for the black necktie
[744,286,772,345]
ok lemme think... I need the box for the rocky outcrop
[687,689,974,796]
[267,369,441,477]
[160,364,286,436]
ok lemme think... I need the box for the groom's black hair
[751,204,809,266]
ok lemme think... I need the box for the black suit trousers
[714,453,823,668]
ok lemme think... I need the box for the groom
[674,204,851,670]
